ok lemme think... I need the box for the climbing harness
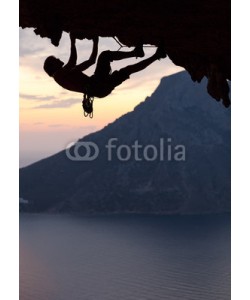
[82,93,94,118]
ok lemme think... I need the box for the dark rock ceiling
[20,0,231,106]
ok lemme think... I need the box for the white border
[231,0,250,299]
[0,1,19,299]
[1,1,247,299]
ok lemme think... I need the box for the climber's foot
[134,45,145,58]
[155,43,167,60]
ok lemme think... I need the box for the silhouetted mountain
[19,71,230,214]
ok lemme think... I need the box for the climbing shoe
[155,43,167,60]
[134,45,145,58]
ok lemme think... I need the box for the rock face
[20,0,231,107]
[19,71,231,214]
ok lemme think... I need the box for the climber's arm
[75,37,99,72]
[64,33,77,68]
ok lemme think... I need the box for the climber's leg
[94,46,145,77]
[118,44,166,76]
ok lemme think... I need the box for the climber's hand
[70,32,76,43]
[93,36,99,43]
[85,35,99,42]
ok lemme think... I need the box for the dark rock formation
[19,72,231,214]
[20,0,231,107]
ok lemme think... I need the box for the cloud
[20,93,56,101]
[19,45,45,57]
[33,98,80,109]
[77,125,97,131]
[19,28,49,57]
[48,124,66,128]
[33,122,44,126]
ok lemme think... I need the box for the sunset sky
[19,28,183,167]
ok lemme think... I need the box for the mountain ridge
[20,71,230,214]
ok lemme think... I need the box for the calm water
[20,214,230,300]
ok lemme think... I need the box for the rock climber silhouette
[44,33,167,117]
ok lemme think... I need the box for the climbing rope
[82,94,94,118]
[113,37,125,51]
[112,37,156,51]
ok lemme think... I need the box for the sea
[20,213,230,300]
